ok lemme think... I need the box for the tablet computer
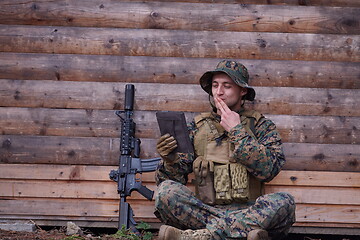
[156,111,194,154]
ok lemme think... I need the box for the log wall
[0,0,359,234]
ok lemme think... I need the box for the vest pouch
[230,163,250,202]
[193,157,216,205]
[205,140,231,165]
[214,164,232,205]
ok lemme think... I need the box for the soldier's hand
[214,96,241,132]
[157,133,178,163]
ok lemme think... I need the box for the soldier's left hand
[214,96,241,132]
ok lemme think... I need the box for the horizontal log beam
[294,204,360,224]
[0,198,154,219]
[1,53,359,89]
[267,170,360,187]
[0,1,358,34]
[1,164,359,188]
[1,80,359,116]
[265,185,360,205]
[106,0,360,7]
[1,108,359,144]
[1,135,359,172]
[1,180,359,205]
[0,179,157,200]
[2,199,360,226]
[1,25,358,62]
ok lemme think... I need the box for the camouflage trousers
[154,180,296,239]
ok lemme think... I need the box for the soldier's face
[211,73,247,111]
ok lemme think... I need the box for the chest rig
[192,110,263,205]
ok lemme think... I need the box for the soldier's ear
[240,87,248,98]
[240,88,248,100]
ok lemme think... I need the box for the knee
[279,192,296,211]
[273,192,296,220]
[260,192,296,216]
[155,180,182,207]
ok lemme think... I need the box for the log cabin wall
[0,0,359,234]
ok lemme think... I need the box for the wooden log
[1,199,359,227]
[0,135,158,165]
[1,1,358,34]
[1,107,359,144]
[1,80,359,116]
[270,115,360,145]
[265,186,360,205]
[1,53,359,89]
[1,136,359,172]
[0,198,155,220]
[293,222,360,229]
[282,143,360,172]
[1,163,359,227]
[1,164,359,188]
[0,164,118,181]
[267,170,360,187]
[294,204,360,224]
[1,25,358,62]
[0,107,160,139]
[107,0,360,8]
[0,179,158,200]
[1,180,359,204]
[1,165,359,205]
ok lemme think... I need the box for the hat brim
[199,70,256,101]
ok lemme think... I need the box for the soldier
[154,60,296,240]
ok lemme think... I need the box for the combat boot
[158,225,212,240]
[247,229,269,240]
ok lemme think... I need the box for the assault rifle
[109,84,161,231]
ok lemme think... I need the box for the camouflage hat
[199,60,256,101]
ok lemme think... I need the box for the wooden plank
[0,107,160,139]
[0,1,358,34]
[0,135,158,165]
[0,179,158,200]
[1,80,359,117]
[282,143,360,172]
[1,53,359,89]
[1,107,359,144]
[0,25,358,62]
[265,186,360,205]
[5,179,358,205]
[292,222,360,229]
[106,0,360,8]
[1,199,359,225]
[1,135,359,172]
[266,171,360,187]
[271,115,360,144]
[295,204,360,224]
[0,164,117,181]
[0,198,155,219]
[290,225,360,235]
[2,163,359,188]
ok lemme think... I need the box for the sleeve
[228,117,285,182]
[154,121,197,186]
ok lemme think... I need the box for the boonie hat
[199,60,256,101]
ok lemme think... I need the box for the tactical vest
[192,110,264,205]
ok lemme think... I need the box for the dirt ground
[0,229,117,240]
[0,227,150,240]
[0,228,358,240]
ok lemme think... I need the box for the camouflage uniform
[154,60,296,239]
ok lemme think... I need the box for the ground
[0,228,359,240]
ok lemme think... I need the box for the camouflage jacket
[155,111,285,186]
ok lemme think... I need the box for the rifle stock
[109,84,160,231]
